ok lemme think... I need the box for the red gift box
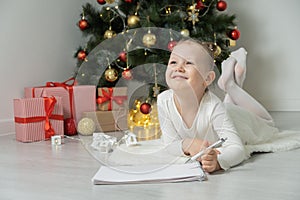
[24,78,96,133]
[97,87,128,111]
[13,96,64,142]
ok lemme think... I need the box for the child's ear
[205,71,215,86]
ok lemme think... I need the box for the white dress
[100,89,300,168]
[157,89,279,170]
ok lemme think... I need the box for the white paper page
[92,162,206,184]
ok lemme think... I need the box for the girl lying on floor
[157,38,280,173]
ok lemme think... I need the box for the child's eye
[169,61,177,65]
[186,61,194,65]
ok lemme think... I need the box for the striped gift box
[24,85,96,125]
[13,96,64,142]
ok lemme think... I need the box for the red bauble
[228,29,240,40]
[78,19,89,31]
[122,69,133,80]
[140,102,152,114]
[97,0,106,5]
[168,40,177,51]
[64,118,77,136]
[77,50,87,60]
[124,0,132,3]
[195,0,205,9]
[119,51,127,62]
[216,0,227,11]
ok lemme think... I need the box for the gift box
[97,87,128,111]
[82,109,128,132]
[24,78,96,126]
[13,96,64,142]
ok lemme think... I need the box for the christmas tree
[74,0,240,135]
[74,0,239,85]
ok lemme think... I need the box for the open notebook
[92,162,206,185]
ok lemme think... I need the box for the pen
[185,138,227,164]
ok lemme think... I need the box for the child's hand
[199,149,221,173]
[182,138,209,156]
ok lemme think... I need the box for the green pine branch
[74,0,239,88]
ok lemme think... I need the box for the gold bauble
[180,29,190,37]
[214,45,222,57]
[127,15,140,28]
[228,39,236,47]
[77,117,96,136]
[106,0,115,3]
[104,29,116,39]
[104,68,118,82]
[142,32,157,47]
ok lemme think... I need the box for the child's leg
[221,48,247,104]
[218,58,235,104]
[218,57,273,122]
[231,48,247,87]
[223,94,234,104]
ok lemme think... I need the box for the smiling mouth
[172,75,188,79]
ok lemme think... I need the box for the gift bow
[14,96,63,139]
[97,88,127,111]
[45,77,76,89]
[44,78,75,119]
[45,77,77,135]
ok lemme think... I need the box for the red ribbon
[45,77,76,89]
[14,97,63,139]
[31,77,76,120]
[44,77,75,119]
[97,88,127,111]
[45,77,77,135]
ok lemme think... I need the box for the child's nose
[174,63,185,72]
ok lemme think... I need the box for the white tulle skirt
[225,103,300,155]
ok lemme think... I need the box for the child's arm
[211,103,246,171]
[158,97,185,156]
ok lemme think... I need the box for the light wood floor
[1,111,300,200]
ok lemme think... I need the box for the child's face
[166,41,213,94]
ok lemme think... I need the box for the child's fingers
[200,149,218,163]
[201,160,215,172]
[201,159,213,166]
[196,149,215,162]
[200,149,222,173]
[201,154,214,161]
[205,148,221,156]
[203,149,217,158]
[206,149,216,155]
[201,157,217,173]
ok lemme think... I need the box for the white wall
[1,0,300,134]
[226,0,300,111]
[0,0,97,133]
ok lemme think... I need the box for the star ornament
[187,5,199,26]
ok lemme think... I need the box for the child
[157,38,278,173]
